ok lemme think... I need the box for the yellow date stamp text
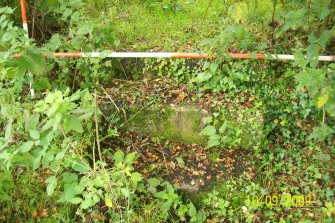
[246,194,315,208]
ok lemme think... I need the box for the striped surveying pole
[20,0,34,97]
[20,0,28,31]
[12,52,335,61]
[16,0,335,73]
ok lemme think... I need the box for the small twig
[101,86,120,112]
[322,109,326,123]
[131,142,149,161]
[92,143,96,171]
[94,89,103,161]
[72,69,78,90]
[58,124,76,150]
[112,78,138,84]
[317,168,335,171]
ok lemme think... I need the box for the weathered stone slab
[122,103,263,149]
[99,79,263,149]
[125,104,209,145]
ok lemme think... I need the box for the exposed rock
[100,78,263,149]
[123,103,263,149]
[180,182,200,193]
[125,104,209,145]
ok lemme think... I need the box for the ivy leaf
[20,141,34,153]
[219,122,229,133]
[201,125,216,136]
[45,176,57,196]
[188,202,197,217]
[207,136,220,148]
[232,72,248,81]
[70,197,83,204]
[161,200,172,212]
[80,197,93,209]
[313,153,331,162]
[310,123,334,141]
[210,63,218,73]
[192,72,213,83]
[148,178,161,187]
[295,68,326,96]
[77,24,93,36]
[176,157,185,166]
[202,116,212,125]
[207,134,221,148]
[29,130,40,140]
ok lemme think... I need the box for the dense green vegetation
[0,0,334,222]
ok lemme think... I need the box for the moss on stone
[125,104,208,145]
[102,99,263,150]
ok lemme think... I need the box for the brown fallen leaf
[40,209,48,218]
[193,171,200,176]
[32,210,38,218]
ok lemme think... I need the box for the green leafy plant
[192,60,250,92]
[146,177,201,222]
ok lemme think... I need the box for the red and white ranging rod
[12,52,335,61]
[20,0,34,96]
[18,0,335,64]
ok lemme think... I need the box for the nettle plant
[0,3,201,221]
[196,0,335,148]
[0,4,137,220]
[0,0,134,207]
[283,6,335,142]
[295,62,335,141]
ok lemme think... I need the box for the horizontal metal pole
[11,52,335,61]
